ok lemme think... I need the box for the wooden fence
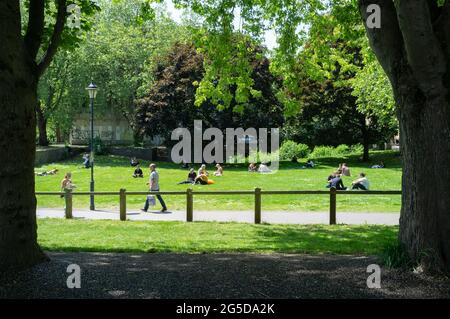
[35,188,402,225]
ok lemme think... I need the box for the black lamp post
[86,82,98,211]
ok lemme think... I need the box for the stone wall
[70,113,134,145]
[70,112,164,146]
[35,145,87,166]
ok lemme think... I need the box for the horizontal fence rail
[35,189,402,224]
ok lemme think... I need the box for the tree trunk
[359,114,370,161]
[396,85,450,273]
[0,1,47,271]
[55,126,63,143]
[36,103,49,146]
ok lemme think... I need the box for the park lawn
[37,218,398,255]
[35,150,402,212]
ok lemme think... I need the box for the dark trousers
[352,183,367,190]
[144,190,167,211]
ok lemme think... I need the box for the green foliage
[280,140,310,161]
[135,42,284,141]
[93,136,108,155]
[38,0,190,143]
[310,144,363,159]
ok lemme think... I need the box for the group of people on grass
[178,163,223,185]
[326,163,370,191]
[59,154,389,213]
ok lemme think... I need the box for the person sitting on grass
[133,165,143,178]
[327,173,347,190]
[130,157,139,167]
[339,163,351,176]
[178,168,197,184]
[198,164,209,177]
[371,161,385,169]
[351,172,370,190]
[304,159,315,168]
[248,163,257,172]
[214,164,223,176]
[258,163,272,173]
[194,172,209,185]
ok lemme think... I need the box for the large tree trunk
[0,1,47,271]
[396,85,450,272]
[359,0,450,272]
[36,103,49,146]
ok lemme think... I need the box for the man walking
[142,163,167,212]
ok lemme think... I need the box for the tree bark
[36,103,49,146]
[359,0,450,273]
[396,83,450,272]
[359,114,370,162]
[0,0,48,271]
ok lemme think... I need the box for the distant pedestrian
[60,172,76,198]
[142,163,167,212]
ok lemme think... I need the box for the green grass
[38,219,398,255]
[35,150,402,212]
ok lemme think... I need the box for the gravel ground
[1,252,449,299]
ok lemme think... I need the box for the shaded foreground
[1,252,449,298]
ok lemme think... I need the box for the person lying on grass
[178,168,197,184]
[371,161,385,169]
[36,168,58,176]
[258,163,272,173]
[214,164,223,176]
[248,162,257,172]
[351,173,370,190]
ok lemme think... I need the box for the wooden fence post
[254,187,261,224]
[120,188,126,221]
[64,189,73,219]
[186,188,193,222]
[329,187,336,225]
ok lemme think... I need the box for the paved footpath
[37,208,399,225]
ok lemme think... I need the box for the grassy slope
[35,150,402,212]
[38,218,398,255]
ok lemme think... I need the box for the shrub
[93,136,108,155]
[310,144,364,159]
[280,140,310,161]
[310,145,337,158]
[380,242,414,269]
[335,144,350,154]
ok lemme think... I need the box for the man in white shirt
[351,172,370,190]
[142,163,167,212]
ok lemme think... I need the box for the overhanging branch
[395,0,447,96]
[36,0,67,77]
[358,0,405,86]
[24,0,45,59]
